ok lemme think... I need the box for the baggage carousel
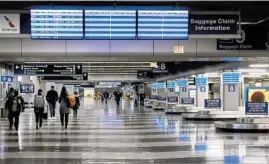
[215,117,269,132]
[153,101,167,110]
[165,106,202,114]
[182,110,239,121]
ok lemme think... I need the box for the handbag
[42,105,48,120]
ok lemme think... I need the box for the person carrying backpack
[71,91,80,119]
[59,86,71,130]
[34,89,45,130]
[5,90,24,130]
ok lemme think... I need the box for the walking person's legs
[14,113,20,130]
[49,103,53,118]
[65,113,69,129]
[35,111,39,129]
[52,103,56,118]
[8,112,13,130]
[39,110,43,128]
[60,113,64,129]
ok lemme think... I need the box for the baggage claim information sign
[137,10,188,40]
[85,10,136,39]
[14,64,83,76]
[245,87,269,115]
[30,10,83,39]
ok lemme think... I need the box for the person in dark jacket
[115,90,122,106]
[34,89,46,130]
[5,90,24,130]
[72,91,80,119]
[140,92,146,106]
[59,86,70,130]
[46,86,58,119]
[103,91,109,104]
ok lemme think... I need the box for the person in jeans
[5,90,24,130]
[59,86,70,130]
[34,89,45,130]
[72,91,80,119]
[46,86,58,119]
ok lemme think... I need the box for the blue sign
[167,96,178,103]
[228,84,235,92]
[137,10,188,40]
[195,77,208,86]
[85,10,136,39]
[181,97,194,104]
[222,72,241,84]
[177,79,188,87]
[182,87,187,92]
[30,10,83,40]
[1,76,8,82]
[200,86,206,92]
[167,81,176,88]
[245,102,268,115]
[204,99,221,108]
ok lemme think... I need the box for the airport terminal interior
[1,0,269,164]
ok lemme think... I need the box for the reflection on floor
[0,98,267,163]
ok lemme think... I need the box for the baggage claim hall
[0,1,269,164]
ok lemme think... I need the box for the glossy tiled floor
[0,98,268,164]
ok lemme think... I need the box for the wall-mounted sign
[149,95,158,100]
[174,46,184,54]
[217,25,267,50]
[167,96,178,103]
[200,86,206,92]
[181,97,195,105]
[157,96,167,102]
[204,99,221,108]
[14,64,83,76]
[83,73,88,81]
[1,76,14,82]
[189,12,239,37]
[0,14,20,34]
[245,87,269,115]
[182,87,187,92]
[40,76,83,81]
[228,84,235,92]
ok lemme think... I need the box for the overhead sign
[222,72,241,84]
[83,73,88,81]
[40,76,84,80]
[14,64,83,76]
[137,70,154,79]
[217,25,267,50]
[204,99,221,108]
[153,62,176,74]
[1,76,14,82]
[0,14,20,34]
[189,12,239,37]
[20,84,35,93]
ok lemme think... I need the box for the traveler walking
[5,90,24,130]
[46,86,58,119]
[103,90,109,104]
[140,91,146,106]
[34,89,45,130]
[115,90,122,106]
[72,91,80,119]
[59,86,70,130]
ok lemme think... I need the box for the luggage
[42,106,48,120]
[68,95,76,108]
[1,108,8,119]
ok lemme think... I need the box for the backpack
[68,95,76,108]
[34,95,45,108]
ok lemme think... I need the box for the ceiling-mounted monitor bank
[30,9,189,40]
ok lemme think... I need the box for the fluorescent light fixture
[249,64,269,68]
[204,72,219,77]
[238,69,267,73]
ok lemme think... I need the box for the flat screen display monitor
[30,10,83,40]
[20,84,35,93]
[138,10,188,40]
[85,10,136,39]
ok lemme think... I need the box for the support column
[222,72,241,111]
[195,77,209,107]
[177,79,189,104]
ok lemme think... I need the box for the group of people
[100,90,122,106]
[5,86,80,130]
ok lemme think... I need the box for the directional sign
[137,70,154,79]
[228,84,235,92]
[200,86,206,92]
[14,64,83,76]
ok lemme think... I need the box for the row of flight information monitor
[31,10,189,40]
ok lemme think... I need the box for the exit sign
[174,46,184,54]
